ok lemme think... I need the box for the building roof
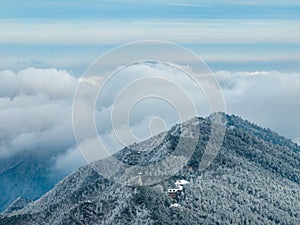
[175,179,190,186]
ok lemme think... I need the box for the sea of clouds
[0,66,299,175]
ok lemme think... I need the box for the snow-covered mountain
[1,114,299,224]
[3,197,32,214]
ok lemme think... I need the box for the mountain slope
[3,197,32,214]
[0,154,62,212]
[1,114,299,224]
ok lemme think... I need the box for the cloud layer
[1,20,300,45]
[0,66,299,175]
[216,70,300,141]
[0,68,77,159]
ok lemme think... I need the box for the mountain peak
[1,114,299,224]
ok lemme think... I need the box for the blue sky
[0,0,300,74]
[1,0,300,20]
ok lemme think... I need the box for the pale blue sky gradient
[0,0,300,74]
[1,0,300,19]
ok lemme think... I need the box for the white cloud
[0,20,300,45]
[0,68,77,158]
[216,70,300,142]
[0,68,77,99]
[1,66,299,175]
[52,146,86,175]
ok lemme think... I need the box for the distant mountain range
[1,113,299,224]
[0,153,62,213]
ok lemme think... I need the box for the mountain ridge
[1,113,299,224]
